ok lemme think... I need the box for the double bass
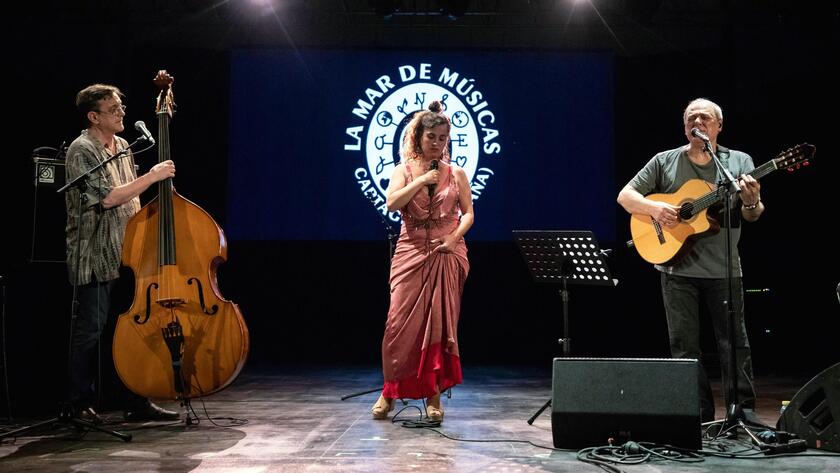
[114,70,249,401]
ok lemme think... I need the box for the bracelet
[743,200,760,210]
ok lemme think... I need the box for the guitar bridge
[651,217,666,244]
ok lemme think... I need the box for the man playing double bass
[65,83,179,423]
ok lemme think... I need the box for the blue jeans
[660,273,756,421]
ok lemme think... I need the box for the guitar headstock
[154,70,176,118]
[774,143,815,172]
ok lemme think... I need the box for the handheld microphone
[134,120,155,144]
[428,159,439,197]
[691,128,710,142]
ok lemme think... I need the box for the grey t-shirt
[628,145,755,278]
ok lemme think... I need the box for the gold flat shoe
[371,394,394,420]
[426,393,444,422]
[426,405,444,422]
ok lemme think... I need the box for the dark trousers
[660,273,756,421]
[68,278,144,409]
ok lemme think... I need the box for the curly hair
[399,100,452,162]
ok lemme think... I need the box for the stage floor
[0,365,837,472]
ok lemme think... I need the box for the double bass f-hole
[188,277,219,315]
[133,278,217,324]
[133,282,158,324]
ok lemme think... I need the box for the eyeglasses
[96,104,127,116]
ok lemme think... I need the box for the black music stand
[513,230,617,424]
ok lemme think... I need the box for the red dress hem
[382,343,462,399]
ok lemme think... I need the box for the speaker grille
[552,358,701,449]
[779,362,840,452]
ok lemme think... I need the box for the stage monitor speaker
[30,151,67,263]
[29,147,138,263]
[552,357,701,449]
[778,362,840,452]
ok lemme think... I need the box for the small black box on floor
[551,357,701,449]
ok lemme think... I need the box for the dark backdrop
[2,2,838,416]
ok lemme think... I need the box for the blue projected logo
[345,63,501,222]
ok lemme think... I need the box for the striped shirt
[64,130,141,285]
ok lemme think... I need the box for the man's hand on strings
[652,201,681,227]
[739,174,761,206]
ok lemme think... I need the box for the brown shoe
[371,394,394,420]
[426,393,444,422]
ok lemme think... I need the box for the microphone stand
[376,205,400,273]
[700,138,756,435]
[340,197,400,401]
[0,137,151,443]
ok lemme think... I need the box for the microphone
[428,159,438,197]
[134,120,155,144]
[691,128,710,142]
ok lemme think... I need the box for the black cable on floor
[393,408,604,468]
[195,395,248,427]
[392,401,436,428]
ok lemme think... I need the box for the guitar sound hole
[679,204,693,220]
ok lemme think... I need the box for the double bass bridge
[157,297,186,308]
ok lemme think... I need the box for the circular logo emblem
[367,83,479,200]
[347,64,500,223]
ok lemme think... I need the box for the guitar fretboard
[687,156,781,217]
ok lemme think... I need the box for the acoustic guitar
[629,143,815,265]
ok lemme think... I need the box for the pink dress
[381,162,469,400]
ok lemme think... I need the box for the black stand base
[340,387,381,401]
[704,403,765,434]
[703,403,807,454]
[527,399,551,425]
[181,398,198,426]
[339,387,437,414]
[0,403,132,442]
[705,403,770,441]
